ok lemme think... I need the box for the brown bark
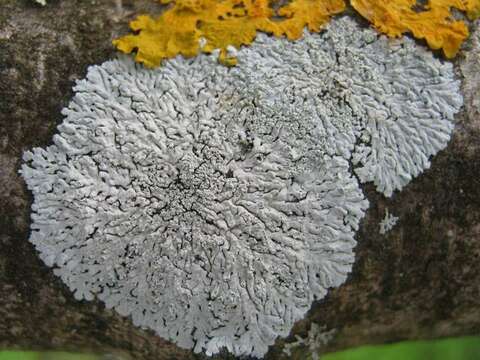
[0,1,479,359]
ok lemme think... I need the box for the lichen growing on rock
[21,17,462,357]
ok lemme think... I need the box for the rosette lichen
[21,17,462,357]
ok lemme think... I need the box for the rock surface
[0,1,479,359]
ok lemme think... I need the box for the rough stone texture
[0,1,479,360]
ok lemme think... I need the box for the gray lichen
[379,209,399,235]
[344,39,463,197]
[21,17,462,358]
[283,323,337,359]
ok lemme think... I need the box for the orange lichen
[465,0,480,19]
[351,0,480,58]
[272,0,346,40]
[113,0,345,67]
[114,0,480,67]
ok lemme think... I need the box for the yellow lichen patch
[273,0,346,40]
[465,0,480,19]
[351,0,480,58]
[195,0,277,65]
[113,0,345,68]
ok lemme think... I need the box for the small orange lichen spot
[113,0,346,68]
[351,0,480,58]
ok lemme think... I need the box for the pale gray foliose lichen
[283,323,337,359]
[379,208,399,235]
[21,17,462,358]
